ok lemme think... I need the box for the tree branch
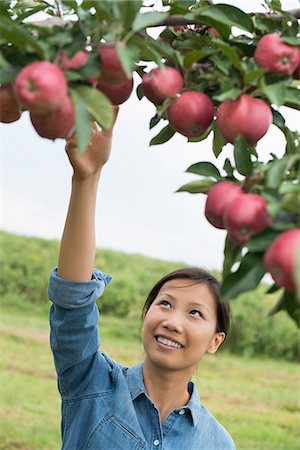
[155,9,300,28]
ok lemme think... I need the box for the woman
[48,112,235,449]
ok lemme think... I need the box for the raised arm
[58,111,118,281]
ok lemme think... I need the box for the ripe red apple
[98,44,129,87]
[59,50,88,70]
[142,67,183,105]
[205,181,243,229]
[167,91,214,138]
[216,95,272,145]
[293,63,300,80]
[224,193,272,245]
[254,33,300,75]
[263,228,300,292]
[96,78,133,105]
[30,95,74,140]
[0,85,22,123]
[15,61,67,114]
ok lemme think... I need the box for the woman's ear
[206,332,226,354]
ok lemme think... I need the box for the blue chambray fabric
[48,268,236,450]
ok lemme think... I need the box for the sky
[1,0,299,271]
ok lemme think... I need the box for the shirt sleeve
[48,268,112,397]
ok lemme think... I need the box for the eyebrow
[158,292,210,313]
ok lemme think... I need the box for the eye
[158,299,171,308]
[189,309,203,318]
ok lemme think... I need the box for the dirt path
[0,325,49,343]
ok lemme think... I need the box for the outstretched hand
[65,106,119,180]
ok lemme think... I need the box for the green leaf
[75,86,113,131]
[117,0,143,31]
[213,88,242,102]
[150,124,175,146]
[222,235,242,279]
[183,49,213,69]
[188,126,212,143]
[117,45,140,79]
[0,51,11,71]
[0,15,45,59]
[265,0,282,12]
[268,291,300,328]
[243,68,268,85]
[130,34,177,66]
[132,11,169,32]
[186,162,221,179]
[149,114,161,129]
[283,87,300,110]
[221,253,266,300]
[247,229,280,253]
[214,40,242,71]
[213,125,226,157]
[265,157,289,189]
[69,89,92,154]
[176,179,214,194]
[281,36,299,46]
[198,4,254,33]
[271,108,285,127]
[223,158,235,178]
[136,82,144,100]
[260,78,287,106]
[233,135,253,176]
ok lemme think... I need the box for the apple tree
[0,0,299,325]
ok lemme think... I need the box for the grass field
[1,309,299,450]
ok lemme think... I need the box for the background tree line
[1,231,299,361]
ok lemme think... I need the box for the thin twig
[55,0,63,18]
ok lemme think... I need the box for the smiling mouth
[155,336,183,349]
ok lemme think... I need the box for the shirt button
[179,409,186,415]
[153,439,160,446]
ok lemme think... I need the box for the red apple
[216,95,272,145]
[15,61,67,114]
[0,85,22,123]
[98,44,129,87]
[96,78,133,105]
[30,95,74,140]
[59,50,88,70]
[224,193,272,245]
[293,63,300,80]
[205,181,243,229]
[167,91,214,138]
[142,67,183,105]
[263,228,300,292]
[254,33,300,75]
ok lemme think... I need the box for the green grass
[1,309,299,450]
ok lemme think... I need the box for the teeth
[156,336,182,349]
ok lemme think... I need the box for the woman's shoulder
[197,403,236,449]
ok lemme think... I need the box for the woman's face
[142,279,225,376]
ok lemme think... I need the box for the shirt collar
[127,363,201,427]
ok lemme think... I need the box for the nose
[162,313,184,334]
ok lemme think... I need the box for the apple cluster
[205,180,300,293]
[140,32,299,146]
[0,44,134,139]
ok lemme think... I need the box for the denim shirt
[48,268,235,450]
